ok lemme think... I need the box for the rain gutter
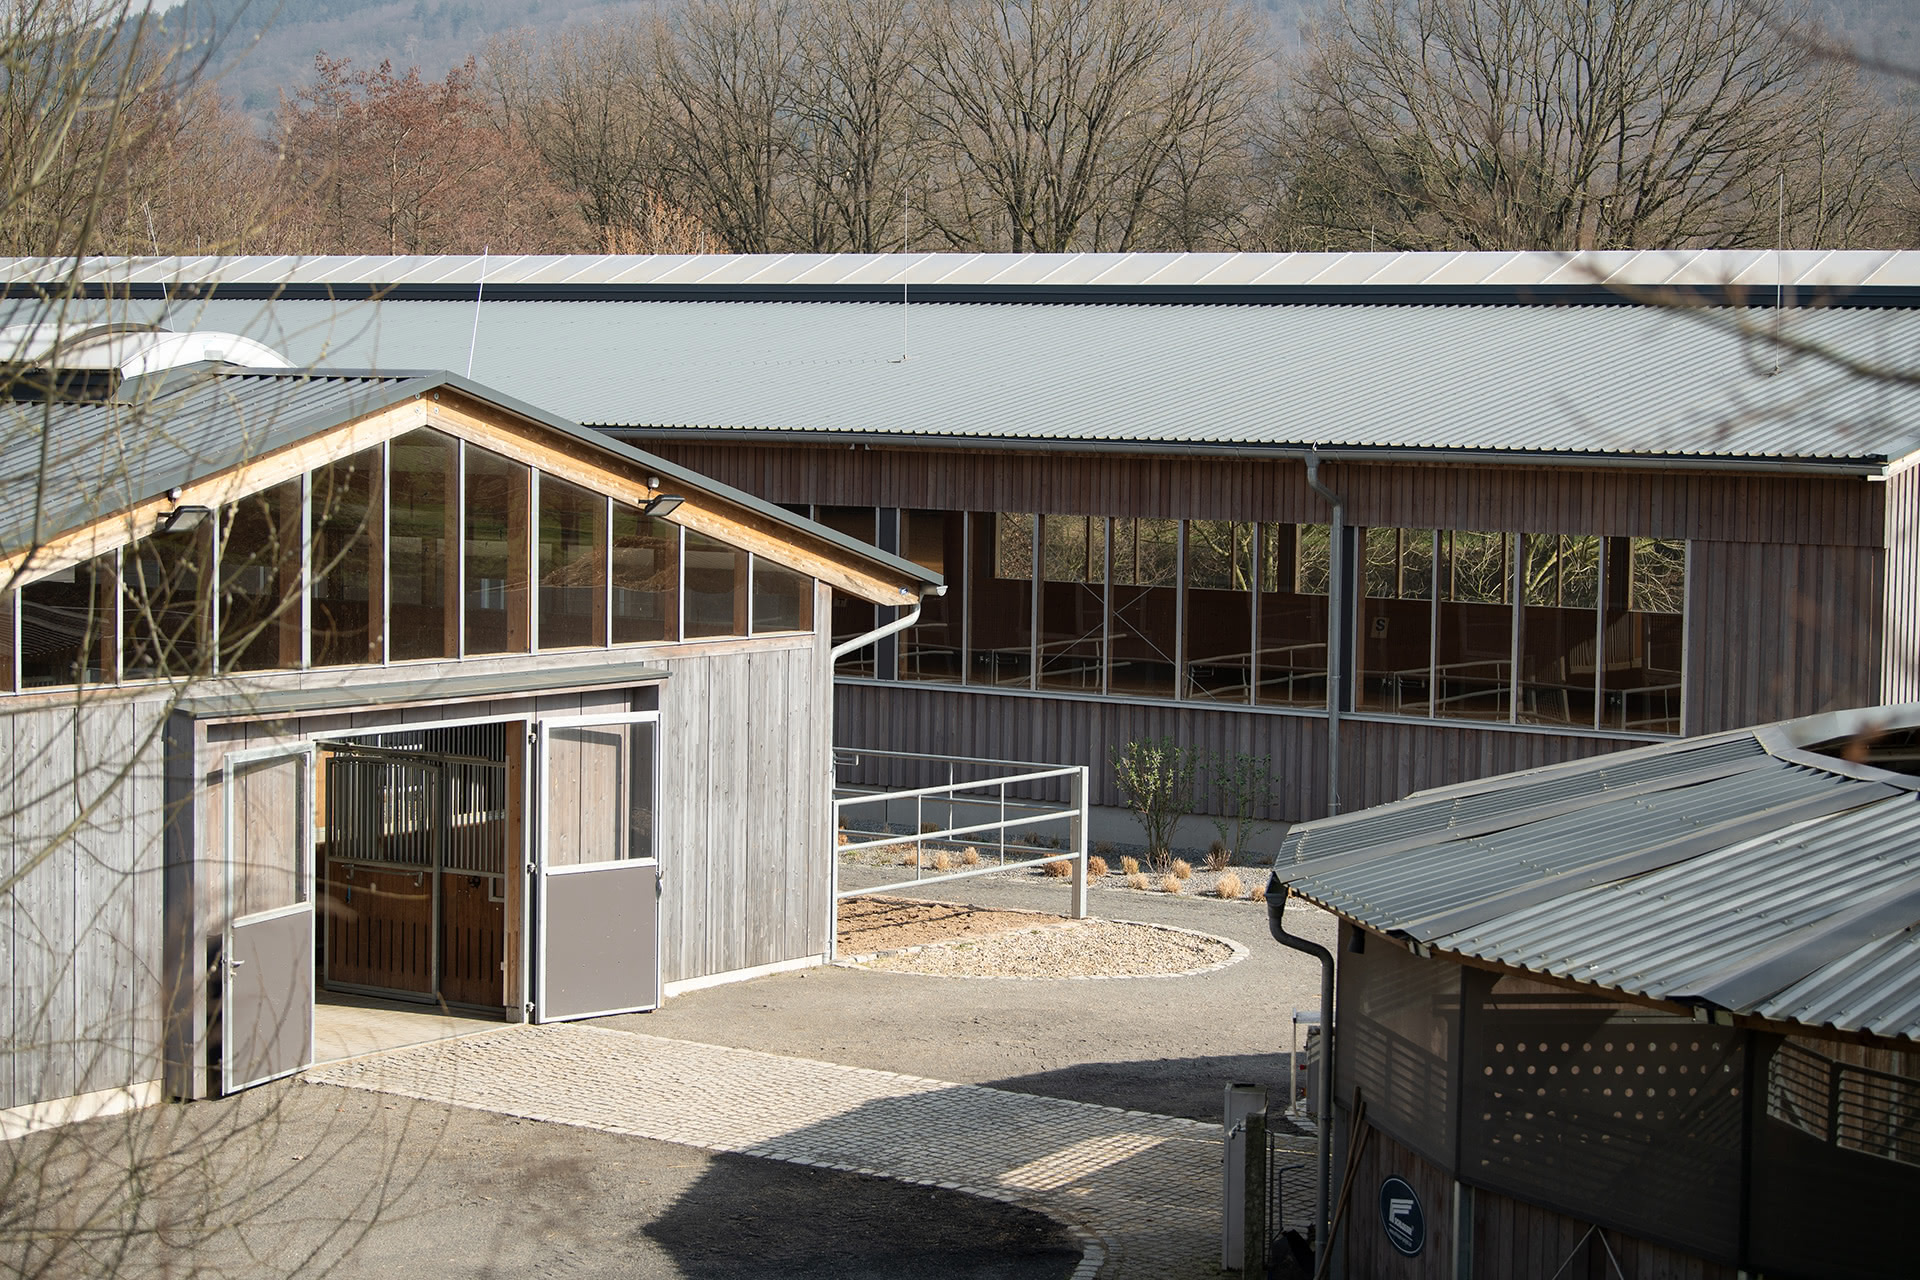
[1268,882,1336,1256]
[1306,451,1344,816]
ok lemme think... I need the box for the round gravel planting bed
[855,917,1244,981]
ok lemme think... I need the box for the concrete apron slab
[312,992,504,1067]
[305,1023,1232,1278]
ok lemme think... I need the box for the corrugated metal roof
[173,658,671,719]
[12,249,1920,290]
[1273,707,1920,1042]
[18,294,1920,467]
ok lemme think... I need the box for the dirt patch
[860,918,1240,981]
[836,896,1063,955]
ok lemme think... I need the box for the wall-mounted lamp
[158,504,212,535]
[641,494,684,518]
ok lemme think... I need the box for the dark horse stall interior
[319,723,514,1013]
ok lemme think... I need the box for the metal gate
[535,711,660,1022]
[221,743,316,1094]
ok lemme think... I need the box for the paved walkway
[307,1022,1291,1278]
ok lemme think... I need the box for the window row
[809,508,1685,736]
[6,428,815,691]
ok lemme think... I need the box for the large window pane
[388,430,457,662]
[611,510,678,644]
[1185,520,1254,703]
[684,529,746,638]
[1108,517,1177,698]
[123,527,209,678]
[1257,523,1328,707]
[537,474,606,650]
[1518,534,1600,726]
[311,446,382,667]
[19,552,116,687]
[969,512,1034,687]
[1436,529,1512,721]
[899,509,964,682]
[752,557,813,633]
[1038,515,1104,692]
[819,506,877,675]
[1357,527,1434,715]
[219,481,302,673]
[464,448,529,655]
[1603,536,1686,734]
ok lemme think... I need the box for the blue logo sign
[1379,1176,1425,1257]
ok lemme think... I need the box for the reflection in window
[1258,524,1327,707]
[899,510,963,682]
[219,481,302,672]
[611,510,678,644]
[1039,515,1104,691]
[1185,520,1253,703]
[752,557,813,633]
[684,529,746,637]
[312,447,381,667]
[538,474,606,650]
[20,552,116,687]
[1108,517,1177,698]
[1605,537,1685,733]
[464,448,529,655]
[1518,534,1599,726]
[818,506,877,675]
[123,527,209,678]
[386,431,457,661]
[1357,527,1434,715]
[971,513,1034,687]
[1436,530,1511,721]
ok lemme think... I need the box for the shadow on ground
[985,1052,1306,1126]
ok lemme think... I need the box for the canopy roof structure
[1273,704,1920,1044]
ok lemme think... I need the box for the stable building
[10,249,1920,821]
[0,349,936,1121]
[1269,704,1920,1280]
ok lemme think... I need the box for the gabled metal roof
[1273,705,1920,1043]
[15,292,1920,470]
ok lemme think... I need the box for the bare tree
[1271,0,1914,252]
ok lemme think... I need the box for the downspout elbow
[1268,873,1336,1257]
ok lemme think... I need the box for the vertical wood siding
[1883,465,1920,704]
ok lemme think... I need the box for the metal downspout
[1268,879,1335,1259]
[1305,453,1345,815]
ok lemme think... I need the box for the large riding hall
[0,346,935,1122]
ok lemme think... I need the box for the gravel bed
[856,918,1241,980]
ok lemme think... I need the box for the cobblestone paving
[306,1023,1248,1278]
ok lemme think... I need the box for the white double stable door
[218,711,662,1095]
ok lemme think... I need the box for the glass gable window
[218,481,303,673]
[1258,523,1328,707]
[684,529,746,638]
[899,509,963,682]
[464,448,530,655]
[122,527,209,678]
[1038,515,1105,692]
[537,474,607,650]
[1435,530,1513,721]
[1185,520,1254,703]
[1519,534,1600,726]
[1357,527,1435,715]
[20,552,117,687]
[611,510,679,644]
[752,556,813,633]
[311,446,382,667]
[970,512,1035,687]
[387,431,458,661]
[1108,517,1178,698]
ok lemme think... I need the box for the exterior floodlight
[642,494,683,518]
[158,504,212,535]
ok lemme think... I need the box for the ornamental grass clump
[1214,871,1244,900]
[1126,872,1151,891]
[1088,855,1109,878]
[1248,880,1268,903]
[932,850,953,872]
[1171,858,1193,881]
[1160,874,1184,895]
[1120,856,1140,876]
[1206,840,1231,872]
[961,846,981,866]
[1043,859,1073,878]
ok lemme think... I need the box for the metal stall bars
[829,747,1089,957]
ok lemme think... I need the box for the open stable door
[221,743,316,1094]
[534,712,661,1022]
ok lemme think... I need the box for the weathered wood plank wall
[1884,465,1920,705]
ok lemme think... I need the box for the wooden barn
[1269,703,1920,1280]
[0,350,936,1125]
[10,249,1920,823]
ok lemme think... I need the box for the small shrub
[1094,840,1115,856]
[1171,858,1193,881]
[1248,880,1267,903]
[898,850,919,866]
[1206,840,1230,872]
[1146,844,1173,874]
[1120,856,1140,875]
[1042,858,1073,878]
[1160,874,1184,894]
[1088,855,1109,878]
[1215,871,1244,900]
[961,846,981,866]
[836,830,850,847]
[932,850,953,872]
[1125,871,1151,891]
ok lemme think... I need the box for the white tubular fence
[830,748,1089,951]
